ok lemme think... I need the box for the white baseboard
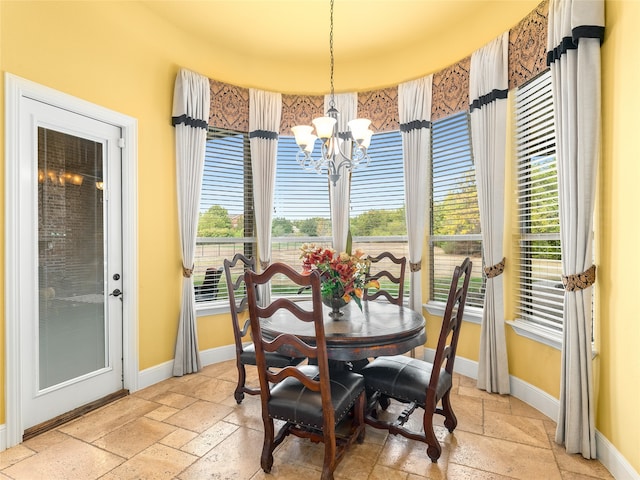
[595,430,640,480]
[423,348,639,480]
[0,424,6,452]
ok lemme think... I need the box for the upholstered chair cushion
[239,343,304,369]
[360,355,451,407]
[268,365,365,429]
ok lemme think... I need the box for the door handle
[110,288,122,298]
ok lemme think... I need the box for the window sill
[196,302,229,317]
[424,301,483,325]
[506,319,562,350]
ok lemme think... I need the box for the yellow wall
[1,0,639,473]
[598,0,640,470]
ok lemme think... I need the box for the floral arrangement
[300,243,379,310]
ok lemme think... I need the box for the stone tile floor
[0,355,614,479]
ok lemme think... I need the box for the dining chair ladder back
[223,254,304,404]
[360,257,473,463]
[245,263,366,480]
[364,251,407,306]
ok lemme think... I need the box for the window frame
[195,127,256,316]
[507,69,565,350]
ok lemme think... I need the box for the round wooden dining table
[259,300,426,363]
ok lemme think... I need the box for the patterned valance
[280,94,324,135]
[209,79,249,131]
[208,0,548,131]
[432,57,471,121]
[358,87,399,132]
[509,0,549,90]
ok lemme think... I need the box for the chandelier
[291,0,374,186]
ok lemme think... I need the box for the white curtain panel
[327,93,356,253]
[249,89,282,304]
[398,75,432,311]
[470,32,510,394]
[171,68,210,376]
[548,0,604,459]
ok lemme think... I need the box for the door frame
[4,73,139,448]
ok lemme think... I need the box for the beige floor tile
[248,460,320,480]
[145,404,181,422]
[132,376,185,400]
[178,426,263,480]
[58,395,159,443]
[560,470,614,480]
[223,395,267,431]
[363,423,390,446]
[333,440,381,480]
[100,443,197,480]
[458,375,477,388]
[376,433,449,478]
[180,420,239,457]
[148,390,199,409]
[272,435,325,473]
[367,464,410,480]
[159,428,199,449]
[484,397,512,414]
[483,410,550,449]
[551,442,615,479]
[509,396,553,421]
[0,444,35,468]
[170,373,237,403]
[2,437,123,480]
[458,385,510,402]
[3,367,615,480]
[21,429,70,453]
[447,463,516,479]
[448,430,561,480]
[163,399,233,433]
[442,393,484,435]
[92,417,178,459]
[199,360,239,380]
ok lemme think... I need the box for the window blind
[430,112,484,308]
[195,127,254,303]
[514,71,563,332]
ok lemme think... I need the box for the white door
[18,97,124,430]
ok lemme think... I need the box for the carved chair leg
[234,361,247,404]
[423,410,442,463]
[355,391,366,443]
[441,390,458,432]
[321,438,337,480]
[260,417,275,473]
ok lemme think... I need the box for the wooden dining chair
[363,251,411,359]
[364,251,406,306]
[223,254,304,404]
[360,257,472,463]
[245,263,366,480]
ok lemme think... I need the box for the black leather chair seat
[239,343,304,368]
[268,365,365,430]
[360,355,451,407]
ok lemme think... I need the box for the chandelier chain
[290,0,372,186]
[329,0,335,110]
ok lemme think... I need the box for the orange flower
[300,243,377,311]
